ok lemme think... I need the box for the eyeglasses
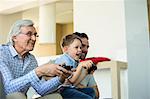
[20,31,39,37]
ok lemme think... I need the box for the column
[39,3,56,44]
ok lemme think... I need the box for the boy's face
[65,39,82,61]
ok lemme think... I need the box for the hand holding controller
[60,63,73,80]
[62,63,73,71]
[88,64,97,74]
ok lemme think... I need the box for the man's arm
[0,55,69,96]
[29,71,62,95]
[0,61,61,95]
[32,63,72,95]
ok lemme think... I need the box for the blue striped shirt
[0,43,61,96]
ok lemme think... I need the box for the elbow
[36,87,46,96]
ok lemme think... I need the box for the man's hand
[59,70,72,83]
[35,63,71,77]
[35,63,72,83]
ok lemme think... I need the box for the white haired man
[0,19,71,99]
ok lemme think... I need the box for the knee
[89,87,95,94]
[39,93,62,99]
[6,92,26,99]
[88,88,96,98]
[85,95,93,99]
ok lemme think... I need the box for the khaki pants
[6,92,62,99]
[38,93,62,99]
[6,92,26,99]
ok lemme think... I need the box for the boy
[55,34,96,99]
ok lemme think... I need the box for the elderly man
[0,19,71,99]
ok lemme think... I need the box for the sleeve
[87,75,97,87]
[80,74,97,87]
[79,75,89,86]
[29,71,62,95]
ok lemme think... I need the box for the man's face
[13,26,37,52]
[80,38,89,60]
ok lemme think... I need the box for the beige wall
[62,23,74,36]
[0,13,22,44]
[31,43,56,57]
[0,15,5,44]
[56,23,73,55]
[56,24,63,55]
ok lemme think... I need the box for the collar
[64,53,79,68]
[64,53,75,62]
[8,43,29,58]
[8,43,18,57]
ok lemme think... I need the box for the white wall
[125,0,150,99]
[74,1,128,98]
[74,0,150,99]
[74,0,127,62]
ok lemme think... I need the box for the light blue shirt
[80,74,97,87]
[55,53,78,68]
[0,43,61,96]
[55,53,97,88]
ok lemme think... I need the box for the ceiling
[0,0,73,24]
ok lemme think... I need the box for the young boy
[55,34,96,99]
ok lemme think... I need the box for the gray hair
[7,19,34,44]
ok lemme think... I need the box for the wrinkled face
[13,26,37,52]
[65,39,82,61]
[80,38,89,60]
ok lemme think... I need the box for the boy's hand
[79,60,93,70]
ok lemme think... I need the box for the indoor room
[0,0,150,99]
